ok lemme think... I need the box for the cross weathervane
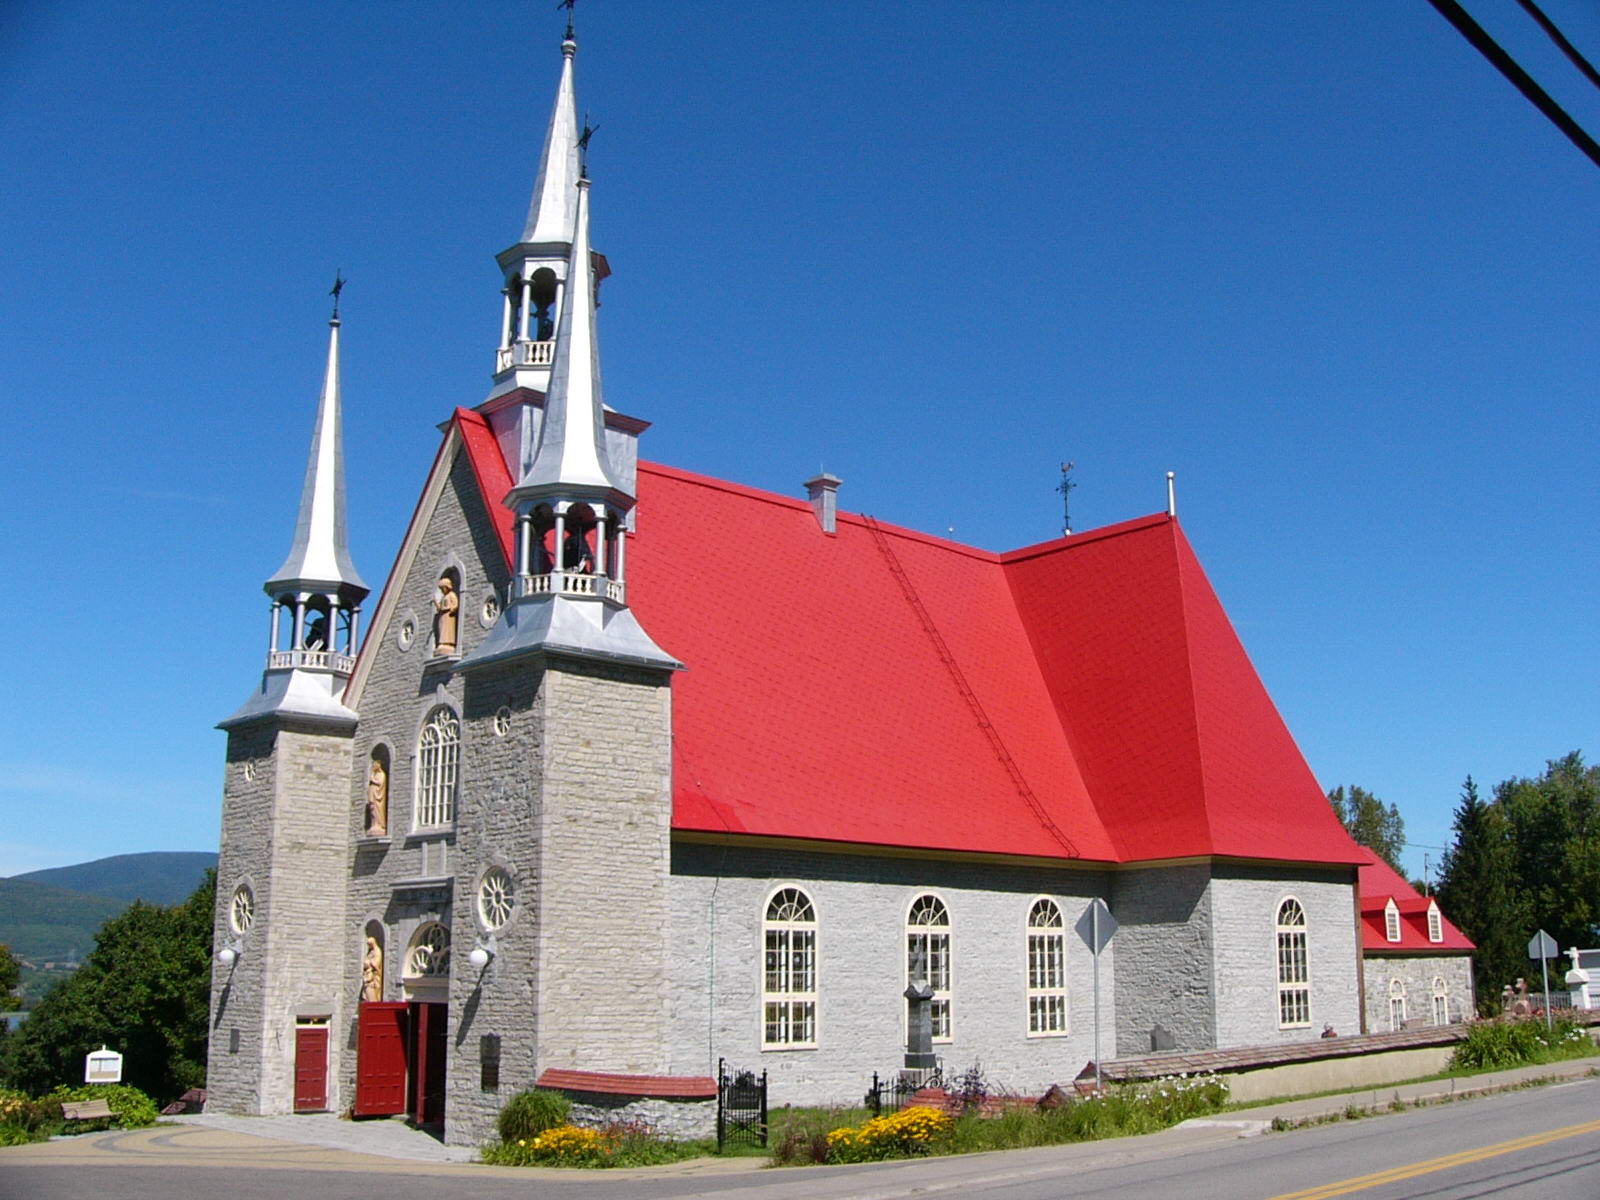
[1057,461,1077,536]
[557,0,576,36]
[577,114,599,177]
[330,270,346,319]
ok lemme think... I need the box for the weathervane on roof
[577,114,599,179]
[1057,462,1076,536]
[557,0,576,40]
[329,270,345,321]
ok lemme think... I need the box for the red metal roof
[1357,850,1474,953]
[452,437,1368,868]
[535,1069,716,1099]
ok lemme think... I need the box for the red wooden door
[410,1002,448,1125]
[355,1002,409,1116]
[293,1025,328,1112]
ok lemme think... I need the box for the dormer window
[1427,902,1443,943]
[1384,899,1401,943]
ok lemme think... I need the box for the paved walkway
[3,1057,1594,1183]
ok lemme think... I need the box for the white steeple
[463,165,678,675]
[223,300,369,729]
[266,313,368,596]
[516,176,625,498]
[487,28,591,399]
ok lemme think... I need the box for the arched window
[1389,978,1407,1031]
[1431,976,1449,1025]
[1026,898,1068,1035]
[1276,898,1310,1028]
[406,922,451,978]
[1427,904,1443,943]
[906,894,952,1041]
[415,706,460,828]
[1384,900,1401,943]
[763,888,816,1048]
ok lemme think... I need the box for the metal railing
[269,649,355,673]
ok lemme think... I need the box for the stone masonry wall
[1109,865,1216,1055]
[669,843,1114,1107]
[1364,954,1475,1031]
[1210,866,1362,1047]
[445,656,546,1145]
[208,724,352,1115]
[533,664,675,1074]
[208,724,277,1113]
[334,448,511,1115]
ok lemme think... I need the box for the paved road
[2,1076,1597,1200]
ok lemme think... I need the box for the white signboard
[1528,930,1559,961]
[84,1046,123,1084]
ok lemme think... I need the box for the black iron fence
[865,1064,943,1115]
[716,1058,767,1150]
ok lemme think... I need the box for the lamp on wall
[468,935,497,970]
[218,943,241,968]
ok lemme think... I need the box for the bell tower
[209,302,369,1116]
[486,24,601,401]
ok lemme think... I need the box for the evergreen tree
[1436,777,1525,1012]
[0,872,213,1099]
[1326,784,1406,873]
[0,946,19,1010]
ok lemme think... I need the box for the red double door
[355,1001,447,1124]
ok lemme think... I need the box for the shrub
[496,1088,571,1143]
[826,1105,953,1162]
[47,1084,158,1131]
[0,1088,62,1144]
[480,1120,708,1168]
[1450,1017,1592,1072]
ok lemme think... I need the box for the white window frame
[1427,903,1443,943]
[1389,978,1407,1031]
[406,922,451,978]
[762,887,817,1050]
[414,705,460,829]
[1431,976,1449,1025]
[1276,897,1311,1028]
[1384,899,1401,943]
[906,893,953,1043]
[1026,897,1068,1036]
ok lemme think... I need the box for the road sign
[1076,898,1117,954]
[1529,930,1559,961]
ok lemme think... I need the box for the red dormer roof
[1357,850,1474,953]
[454,438,1367,868]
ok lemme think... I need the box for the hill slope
[0,878,129,964]
[11,851,217,906]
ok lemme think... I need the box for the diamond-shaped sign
[1528,930,1559,961]
[1076,898,1117,954]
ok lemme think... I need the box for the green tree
[1436,777,1526,1012]
[1497,752,1600,954]
[1326,784,1406,874]
[0,871,213,1099]
[0,945,20,1009]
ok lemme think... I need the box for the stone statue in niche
[361,935,383,1002]
[433,576,459,654]
[365,757,388,836]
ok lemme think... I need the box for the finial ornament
[330,270,346,321]
[557,0,576,40]
[577,115,598,179]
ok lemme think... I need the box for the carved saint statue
[434,576,460,654]
[361,936,383,1002]
[365,757,388,836]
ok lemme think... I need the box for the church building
[208,26,1410,1146]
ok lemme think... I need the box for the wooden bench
[60,1099,113,1122]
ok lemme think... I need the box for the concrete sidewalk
[167,1111,477,1163]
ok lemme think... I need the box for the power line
[1514,0,1600,95]
[1424,0,1600,171]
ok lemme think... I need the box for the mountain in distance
[1,852,218,989]
[10,851,217,907]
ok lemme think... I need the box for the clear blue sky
[2,1,1595,882]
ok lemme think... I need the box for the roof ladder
[862,517,1079,858]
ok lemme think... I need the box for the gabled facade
[209,28,1394,1146]
[1356,850,1475,1031]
